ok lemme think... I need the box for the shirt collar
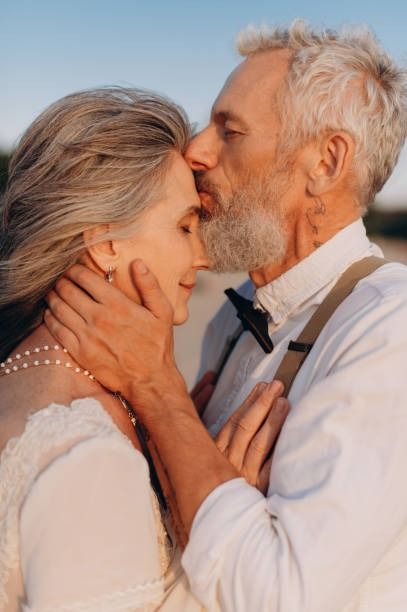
[253,219,376,325]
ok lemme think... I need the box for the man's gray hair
[237,20,407,206]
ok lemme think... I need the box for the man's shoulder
[326,260,407,345]
[357,260,407,303]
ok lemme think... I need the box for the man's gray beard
[199,174,288,273]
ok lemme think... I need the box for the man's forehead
[212,49,290,116]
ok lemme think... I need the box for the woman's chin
[173,304,189,326]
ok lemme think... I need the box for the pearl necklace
[0,344,96,380]
[0,345,140,423]
[1,342,169,520]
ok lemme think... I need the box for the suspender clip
[288,341,314,353]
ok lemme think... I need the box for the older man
[48,21,407,611]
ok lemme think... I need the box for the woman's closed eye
[178,210,200,236]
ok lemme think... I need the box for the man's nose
[185,127,219,171]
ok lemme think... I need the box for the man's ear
[306,131,355,196]
[82,225,119,274]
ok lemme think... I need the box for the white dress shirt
[182,219,407,611]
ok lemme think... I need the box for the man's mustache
[194,173,224,221]
[194,172,217,197]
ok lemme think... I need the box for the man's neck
[249,207,361,288]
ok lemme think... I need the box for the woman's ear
[306,131,355,196]
[82,225,119,274]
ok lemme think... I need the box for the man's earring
[105,265,115,284]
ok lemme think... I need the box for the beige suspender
[274,256,388,398]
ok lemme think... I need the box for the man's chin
[209,261,249,274]
[207,251,285,275]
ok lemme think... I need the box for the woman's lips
[179,282,196,292]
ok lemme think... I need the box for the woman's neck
[15,323,66,355]
[3,323,102,406]
[0,323,141,451]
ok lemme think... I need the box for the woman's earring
[105,266,115,284]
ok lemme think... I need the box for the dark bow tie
[225,288,273,353]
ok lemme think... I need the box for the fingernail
[136,260,148,274]
[267,380,283,394]
[275,398,288,413]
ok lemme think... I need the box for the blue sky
[2,0,407,206]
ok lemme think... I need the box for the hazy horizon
[3,0,407,207]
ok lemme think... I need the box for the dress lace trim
[0,398,169,610]
[21,578,164,612]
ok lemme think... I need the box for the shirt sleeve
[182,290,407,611]
[20,435,164,612]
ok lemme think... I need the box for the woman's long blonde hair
[0,87,191,361]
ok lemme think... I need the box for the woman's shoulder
[0,398,151,611]
[2,396,133,460]
[0,396,146,497]
[0,398,146,534]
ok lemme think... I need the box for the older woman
[0,88,287,611]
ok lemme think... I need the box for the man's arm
[45,262,286,534]
[45,261,407,611]
[137,383,240,533]
[181,275,407,610]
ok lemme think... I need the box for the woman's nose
[185,127,219,172]
[192,232,211,270]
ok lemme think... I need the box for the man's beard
[197,168,290,273]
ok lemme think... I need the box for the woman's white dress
[0,398,204,611]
